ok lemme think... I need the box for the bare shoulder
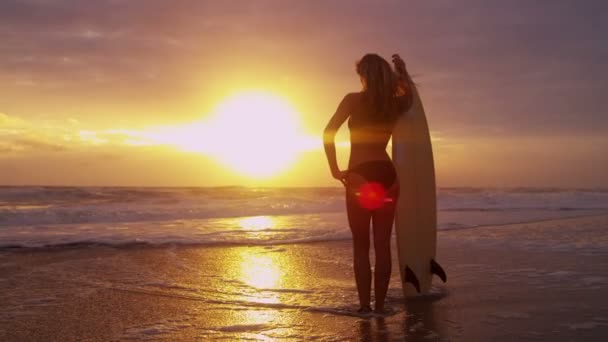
[344,91,362,101]
[336,92,361,110]
[346,91,366,106]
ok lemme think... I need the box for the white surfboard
[392,82,446,297]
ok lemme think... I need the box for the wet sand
[1,215,608,341]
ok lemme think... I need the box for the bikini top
[346,92,409,148]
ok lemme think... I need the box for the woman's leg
[371,195,397,313]
[346,190,372,311]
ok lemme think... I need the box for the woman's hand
[391,54,406,76]
[332,170,349,186]
[392,53,411,98]
[386,180,400,201]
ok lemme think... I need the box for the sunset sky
[1,0,607,187]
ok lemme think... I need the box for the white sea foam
[122,319,194,340]
[581,276,608,286]
[1,186,607,249]
[215,323,273,332]
[547,271,576,277]
[489,311,531,319]
[564,321,608,330]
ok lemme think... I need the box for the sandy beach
[1,214,607,341]
[2,0,607,340]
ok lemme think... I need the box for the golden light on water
[240,252,281,290]
[218,244,312,339]
[238,216,274,231]
[236,216,282,292]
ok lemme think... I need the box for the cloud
[0,113,118,154]
[0,112,184,155]
[12,137,67,152]
[0,113,66,153]
[0,0,607,137]
[0,112,25,127]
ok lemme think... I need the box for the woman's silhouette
[324,53,413,314]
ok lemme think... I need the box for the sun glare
[205,92,304,177]
[239,216,274,231]
[240,252,281,290]
[139,91,317,179]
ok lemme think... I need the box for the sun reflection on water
[238,216,274,231]
[218,242,308,335]
[241,252,281,290]
[233,216,295,306]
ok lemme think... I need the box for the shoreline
[1,215,608,340]
[1,211,606,253]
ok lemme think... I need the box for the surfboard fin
[430,259,447,283]
[404,266,421,293]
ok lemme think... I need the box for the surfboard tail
[404,266,421,293]
[430,259,447,283]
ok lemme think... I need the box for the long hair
[356,53,407,123]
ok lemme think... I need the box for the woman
[323,53,413,314]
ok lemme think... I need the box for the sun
[126,90,317,178]
[190,91,315,178]
[204,91,304,177]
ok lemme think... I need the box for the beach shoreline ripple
[1,214,607,340]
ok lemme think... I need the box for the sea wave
[2,186,608,227]
[1,186,608,250]
[2,210,607,251]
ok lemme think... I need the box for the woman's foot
[357,305,373,315]
[374,307,392,316]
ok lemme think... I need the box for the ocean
[1,186,607,249]
[2,186,608,340]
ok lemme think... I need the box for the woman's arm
[323,93,352,181]
[396,82,414,113]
